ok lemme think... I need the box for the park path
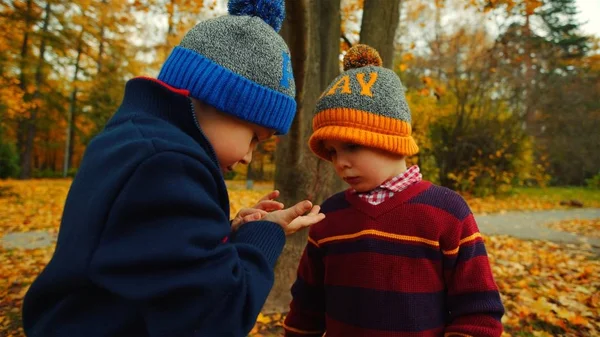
[2,208,599,250]
[475,208,600,250]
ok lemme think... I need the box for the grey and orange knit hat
[157,0,296,134]
[309,44,418,161]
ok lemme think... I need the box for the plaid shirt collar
[355,165,422,205]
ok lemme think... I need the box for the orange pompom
[343,44,382,71]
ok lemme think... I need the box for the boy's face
[196,102,275,174]
[323,140,407,193]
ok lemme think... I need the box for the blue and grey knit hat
[157,0,296,134]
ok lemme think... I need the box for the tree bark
[97,0,108,74]
[360,0,401,69]
[265,0,343,313]
[64,28,84,177]
[522,14,537,135]
[17,0,33,178]
[21,0,51,179]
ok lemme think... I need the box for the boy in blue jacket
[22,1,324,336]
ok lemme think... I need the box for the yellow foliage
[401,53,414,63]
[0,78,34,122]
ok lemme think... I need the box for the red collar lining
[135,76,190,97]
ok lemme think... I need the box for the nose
[240,149,253,165]
[334,153,350,171]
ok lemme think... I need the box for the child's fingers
[287,200,313,220]
[307,212,325,224]
[242,212,265,223]
[307,205,321,216]
[238,208,267,218]
[254,200,284,212]
[236,208,254,217]
[286,213,325,234]
[258,190,280,202]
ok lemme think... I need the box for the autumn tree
[395,1,544,194]
[0,11,28,179]
[8,0,46,178]
[479,0,588,131]
[64,0,144,174]
[268,0,403,312]
[534,50,600,185]
[1,0,162,177]
[359,0,401,69]
[84,0,149,140]
[482,0,594,185]
[538,0,588,58]
[267,0,343,313]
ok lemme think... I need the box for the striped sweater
[284,181,504,337]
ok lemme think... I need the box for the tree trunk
[265,0,343,313]
[258,157,265,180]
[522,14,537,135]
[360,0,401,69]
[17,0,33,178]
[97,0,108,74]
[21,0,51,179]
[64,29,84,177]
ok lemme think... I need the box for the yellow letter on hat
[356,72,378,97]
[326,75,351,96]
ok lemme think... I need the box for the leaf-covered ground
[465,186,600,215]
[544,218,600,239]
[1,179,599,337]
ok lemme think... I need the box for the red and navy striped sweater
[284,181,504,337]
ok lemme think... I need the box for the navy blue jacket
[22,77,286,337]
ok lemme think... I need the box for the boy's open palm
[231,190,284,231]
[263,201,325,235]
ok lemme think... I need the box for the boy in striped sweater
[283,45,505,337]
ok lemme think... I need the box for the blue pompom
[228,0,285,32]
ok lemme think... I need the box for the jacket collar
[112,77,217,161]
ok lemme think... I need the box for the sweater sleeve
[441,211,505,337]
[283,231,326,337]
[87,151,285,337]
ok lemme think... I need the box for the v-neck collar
[345,180,431,218]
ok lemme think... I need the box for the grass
[510,186,600,204]
[463,186,600,214]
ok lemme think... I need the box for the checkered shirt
[355,165,422,205]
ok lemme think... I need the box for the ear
[193,98,225,122]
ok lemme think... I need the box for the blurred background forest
[0,0,598,195]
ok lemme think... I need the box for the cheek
[355,161,381,180]
[212,138,249,165]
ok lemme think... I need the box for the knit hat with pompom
[158,0,296,134]
[309,44,418,161]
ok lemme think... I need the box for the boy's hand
[263,200,325,235]
[231,190,284,231]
